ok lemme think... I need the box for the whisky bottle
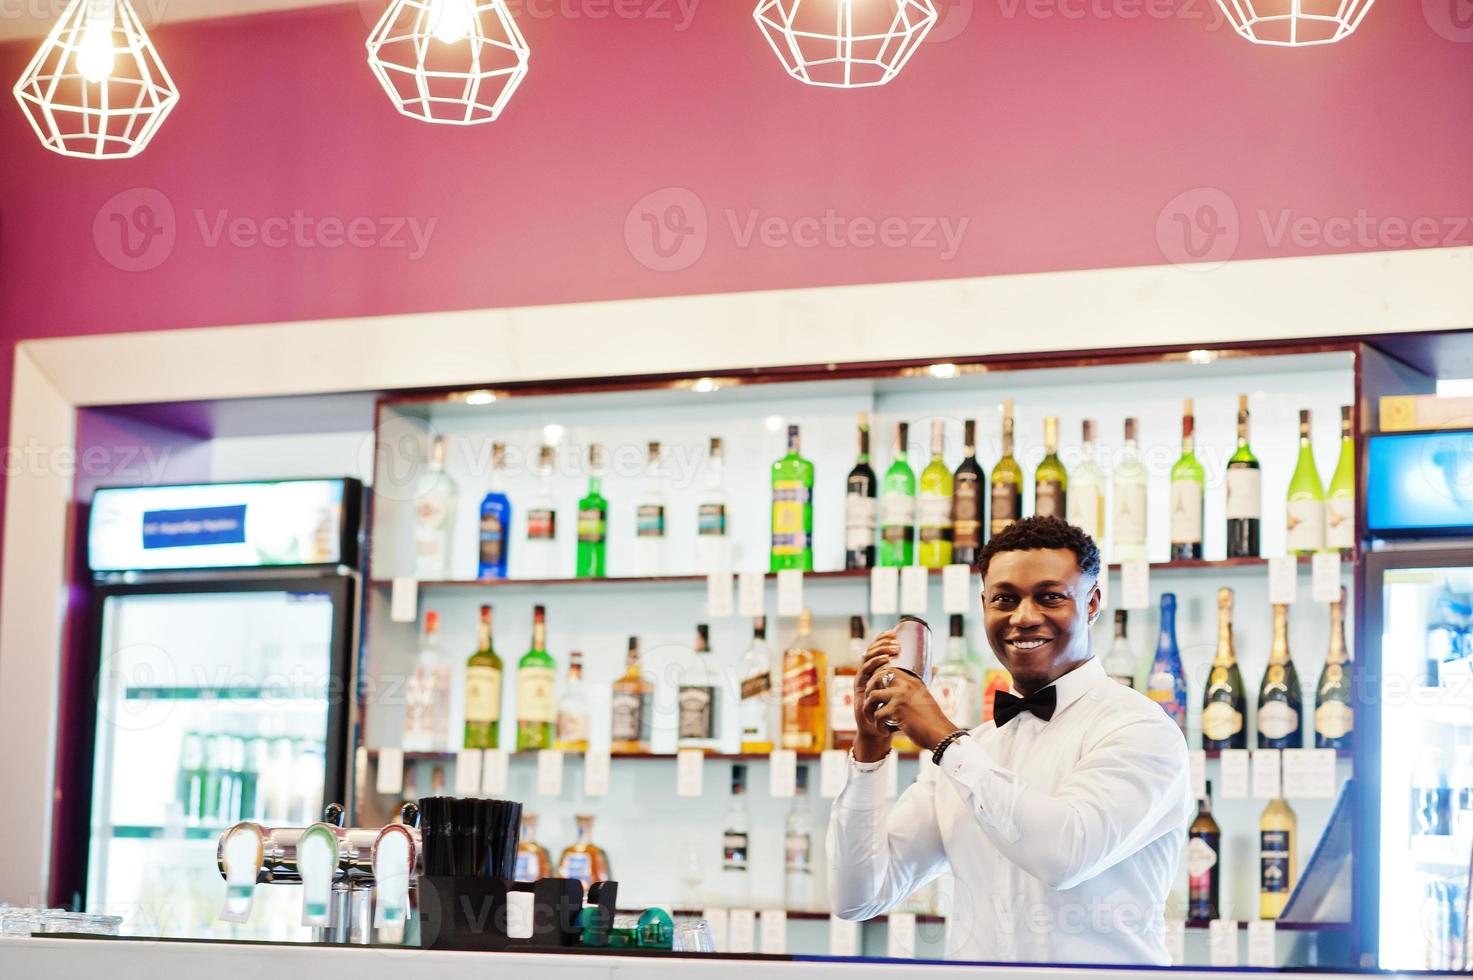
[1202,588,1247,751]
[1315,586,1353,750]
[1259,797,1297,920]
[516,605,557,751]
[523,444,558,579]
[515,813,552,882]
[845,413,879,570]
[1066,419,1105,543]
[880,422,916,566]
[1286,410,1326,555]
[558,814,611,891]
[1258,603,1303,750]
[415,435,458,580]
[575,444,607,578]
[677,624,722,753]
[611,637,653,754]
[1102,610,1136,687]
[918,419,954,568]
[1188,782,1221,922]
[404,610,450,752]
[634,441,667,576]
[1326,406,1356,553]
[829,616,865,753]
[477,441,510,580]
[463,604,502,750]
[1111,418,1148,563]
[989,401,1022,538]
[1034,415,1067,520]
[739,617,777,754]
[697,436,732,574]
[781,610,828,752]
[555,650,590,753]
[1225,395,1261,558]
[952,419,985,566]
[1169,400,1204,561]
[771,425,815,572]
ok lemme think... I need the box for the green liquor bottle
[575,445,607,578]
[1285,410,1325,555]
[989,400,1022,539]
[1169,399,1205,561]
[1325,406,1355,554]
[880,422,916,566]
[517,605,557,750]
[1226,395,1261,559]
[918,419,954,568]
[770,425,814,572]
[1034,415,1067,520]
[464,604,503,749]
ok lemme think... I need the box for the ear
[1086,577,1102,627]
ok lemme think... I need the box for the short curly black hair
[976,515,1102,582]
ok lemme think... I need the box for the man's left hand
[861,650,957,751]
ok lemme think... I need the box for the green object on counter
[578,906,610,947]
[636,908,673,949]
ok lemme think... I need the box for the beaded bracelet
[931,729,971,767]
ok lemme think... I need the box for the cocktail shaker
[878,615,934,731]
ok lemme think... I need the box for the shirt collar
[1028,656,1107,717]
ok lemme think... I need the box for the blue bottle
[1146,593,1188,736]
[478,449,511,579]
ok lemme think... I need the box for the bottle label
[576,506,606,543]
[465,665,502,724]
[783,655,821,705]
[678,686,716,740]
[527,508,556,541]
[1170,481,1203,543]
[785,830,811,873]
[1226,467,1262,520]
[1113,485,1147,545]
[1326,495,1355,549]
[698,503,728,537]
[723,831,750,872]
[517,666,557,723]
[1286,497,1325,551]
[557,708,589,745]
[772,480,810,556]
[1188,835,1219,878]
[845,494,877,551]
[1066,483,1102,540]
[636,504,666,538]
[1258,700,1300,741]
[1146,668,1185,726]
[1202,701,1244,741]
[1260,830,1292,894]
[917,494,953,541]
[934,674,978,729]
[1315,700,1353,740]
[990,484,1020,535]
[1035,480,1065,519]
[741,671,772,701]
[611,691,644,743]
[515,850,538,882]
[405,665,447,740]
[562,852,593,885]
[881,492,916,530]
[829,676,857,734]
[952,476,981,548]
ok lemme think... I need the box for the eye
[1039,592,1068,604]
[989,594,1017,607]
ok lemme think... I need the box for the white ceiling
[0,0,344,42]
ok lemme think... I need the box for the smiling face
[982,547,1101,696]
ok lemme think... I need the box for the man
[827,516,1192,965]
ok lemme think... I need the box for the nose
[1009,598,1045,629]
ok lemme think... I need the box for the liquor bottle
[934,614,980,730]
[990,400,1022,539]
[555,651,590,753]
[1414,747,1452,836]
[1226,394,1261,558]
[1286,410,1326,555]
[1202,588,1247,751]
[523,444,558,579]
[516,605,557,751]
[1112,418,1148,563]
[1315,587,1353,750]
[611,637,653,754]
[829,616,864,754]
[1259,797,1298,920]
[575,444,608,579]
[1326,405,1356,553]
[178,733,205,824]
[404,610,451,752]
[880,422,917,566]
[1257,603,1303,749]
[845,413,878,570]
[558,814,611,890]
[1102,610,1136,687]
[1169,400,1204,561]
[918,419,955,568]
[740,617,777,755]
[1450,746,1473,838]
[1034,415,1067,520]
[415,435,459,580]
[784,765,815,911]
[515,813,552,882]
[771,424,815,572]
[781,610,828,752]
[677,624,722,753]
[463,604,503,750]
[722,764,752,907]
[697,437,732,573]
[477,442,510,580]
[1188,782,1222,922]
[1067,419,1105,543]
[634,441,667,576]
[982,668,1012,724]
[952,419,985,566]
[1146,593,1188,736]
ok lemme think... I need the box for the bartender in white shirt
[828,515,1193,965]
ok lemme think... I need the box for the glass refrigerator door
[1377,561,1473,970]
[85,587,340,941]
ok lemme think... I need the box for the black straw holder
[418,876,618,951]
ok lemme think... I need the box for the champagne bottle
[1315,586,1353,750]
[1188,782,1222,922]
[1325,405,1356,553]
[918,419,955,568]
[1257,603,1303,750]
[463,604,502,750]
[1112,417,1148,562]
[1286,410,1325,555]
[1147,593,1188,736]
[880,422,916,566]
[516,605,557,750]
[1225,395,1261,559]
[575,444,607,578]
[1201,588,1247,751]
[952,419,985,567]
[1260,797,1298,920]
[844,414,878,570]
[990,400,1022,539]
[1034,415,1068,520]
[771,425,815,572]
[1067,419,1105,543]
[1169,400,1204,560]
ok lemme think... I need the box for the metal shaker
[877,616,934,731]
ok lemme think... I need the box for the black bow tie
[993,686,1058,727]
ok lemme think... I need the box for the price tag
[870,566,900,615]
[1283,748,1336,799]
[704,908,730,953]
[1247,920,1277,967]
[727,908,756,954]
[820,749,849,799]
[390,578,418,623]
[778,569,804,617]
[1268,556,1298,604]
[1121,561,1150,611]
[1189,750,1207,801]
[760,909,787,954]
[375,748,404,795]
[1313,552,1342,603]
[829,916,860,957]
[887,912,917,959]
[900,565,929,614]
[454,749,483,795]
[884,756,900,799]
[1164,920,1186,965]
[942,564,972,613]
[481,750,509,796]
[1209,919,1240,967]
[707,572,735,618]
[770,749,798,798]
[1252,749,1283,799]
[738,572,765,618]
[583,749,611,797]
[677,749,705,797]
[537,750,564,796]
[1220,749,1250,799]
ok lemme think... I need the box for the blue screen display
[1367,430,1473,533]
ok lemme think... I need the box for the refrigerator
[1359,430,1473,970]
[75,479,363,940]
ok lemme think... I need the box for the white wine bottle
[1285,410,1325,555]
[1112,418,1148,563]
[1067,419,1106,543]
[1325,405,1355,553]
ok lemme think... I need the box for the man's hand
[852,629,899,762]
[859,630,956,755]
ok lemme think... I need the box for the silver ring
[882,671,895,686]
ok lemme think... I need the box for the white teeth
[1012,639,1047,650]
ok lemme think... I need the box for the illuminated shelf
[1201,749,1353,759]
[124,686,328,703]
[375,749,924,764]
[109,824,232,841]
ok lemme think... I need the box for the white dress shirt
[827,656,1193,965]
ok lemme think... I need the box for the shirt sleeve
[938,713,1191,891]
[825,752,949,921]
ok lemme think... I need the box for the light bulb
[76,18,113,83]
[427,0,475,43]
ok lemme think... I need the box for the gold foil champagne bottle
[1315,586,1353,750]
[1202,588,1247,751]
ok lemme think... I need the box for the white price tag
[707,572,735,618]
[536,750,564,796]
[583,749,611,797]
[1247,920,1277,967]
[390,578,418,623]
[887,912,917,959]
[1268,556,1298,604]
[770,749,798,798]
[727,909,756,954]
[738,572,766,618]
[1164,920,1186,965]
[1189,750,1207,801]
[677,749,705,797]
[1283,748,1337,799]
[900,565,929,614]
[1220,749,1250,799]
[942,564,972,613]
[829,916,860,957]
[1252,749,1283,799]
[1121,561,1150,611]
[870,566,900,615]
[1312,552,1342,603]
[704,908,730,953]
[820,749,849,799]
[454,750,483,795]
[481,750,509,796]
[1209,919,1240,967]
[375,748,404,795]
[778,569,804,617]
[884,755,900,799]
[760,909,787,954]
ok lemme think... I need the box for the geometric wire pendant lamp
[754,0,938,89]
[12,0,179,159]
[1212,0,1377,46]
[366,0,529,124]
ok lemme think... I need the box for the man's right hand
[852,628,898,763]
